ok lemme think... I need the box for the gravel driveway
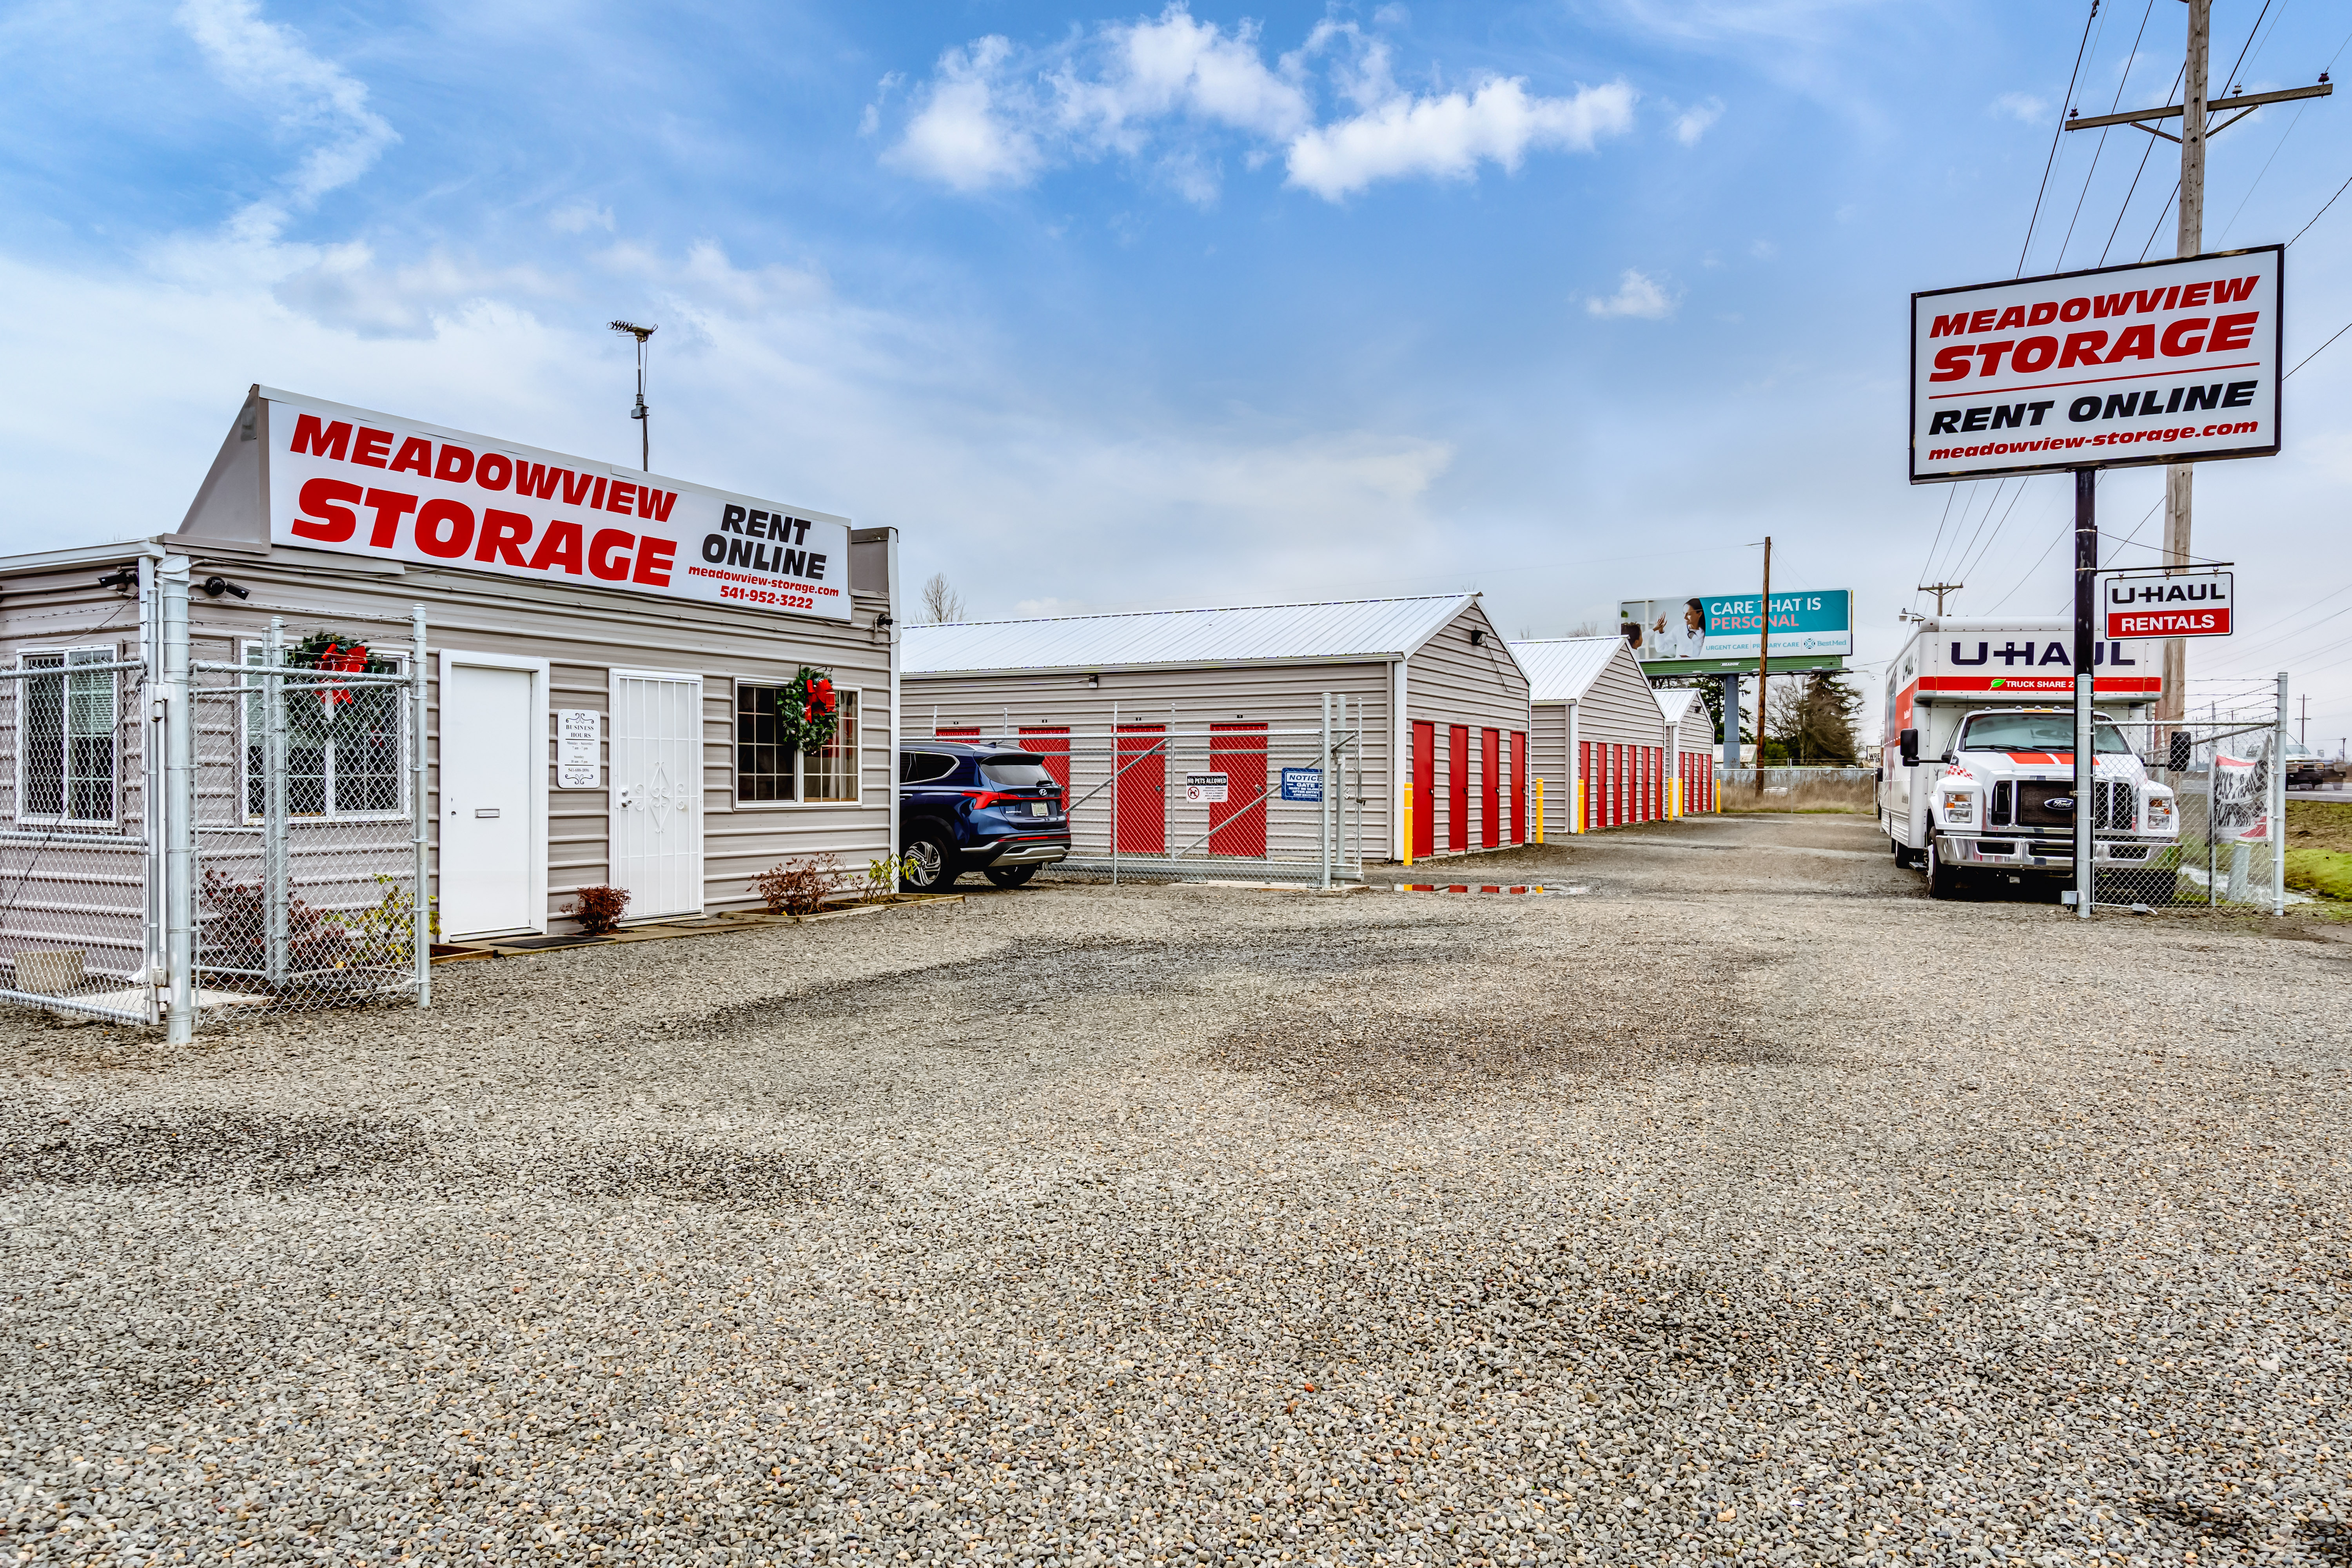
[6,812,2351,1566]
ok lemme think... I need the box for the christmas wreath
[281,631,392,742]
[773,666,839,755]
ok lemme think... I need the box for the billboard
[1620,590,1852,670]
[1910,245,2282,483]
[264,388,853,621]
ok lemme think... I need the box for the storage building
[0,384,898,1020]
[1511,635,1699,834]
[1657,688,1720,816]
[905,595,1531,866]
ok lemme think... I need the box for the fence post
[1319,693,1332,891]
[1110,702,1119,889]
[263,617,290,988]
[412,607,431,1007]
[1350,694,1363,879]
[2274,671,2289,917]
[162,559,196,1045]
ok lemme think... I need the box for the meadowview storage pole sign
[1908,246,2281,482]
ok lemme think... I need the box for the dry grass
[1716,777,1875,814]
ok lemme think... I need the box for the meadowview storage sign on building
[904,596,1532,867]
[0,386,898,984]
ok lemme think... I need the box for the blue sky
[3,0,2348,742]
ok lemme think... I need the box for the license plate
[1030,802,1052,817]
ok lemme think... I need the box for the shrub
[565,884,632,934]
[198,866,349,974]
[862,851,922,903]
[751,854,843,915]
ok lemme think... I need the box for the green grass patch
[2286,847,2352,901]
[2287,800,2352,855]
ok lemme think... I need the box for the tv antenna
[609,320,656,470]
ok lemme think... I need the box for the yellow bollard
[1401,787,1412,867]
[1534,777,1544,844]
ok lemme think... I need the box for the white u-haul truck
[1880,619,2177,898]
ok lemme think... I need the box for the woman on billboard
[1648,599,1708,660]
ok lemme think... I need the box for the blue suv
[898,741,1071,890]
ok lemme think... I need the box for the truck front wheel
[1926,838,1965,899]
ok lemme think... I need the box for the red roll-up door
[1115,725,1165,854]
[1610,744,1622,827]
[1448,726,1469,851]
[1578,740,1590,831]
[936,726,979,739]
[1510,731,1527,843]
[1648,746,1659,822]
[1208,723,1268,857]
[1480,729,1501,848]
[1018,727,1069,789]
[1412,722,1436,859]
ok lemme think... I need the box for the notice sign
[1280,768,1323,802]
[263,388,853,621]
[556,709,601,788]
[1185,772,1229,804]
[2103,571,2233,639]
[1911,245,2282,483]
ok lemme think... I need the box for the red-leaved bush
[566,884,631,934]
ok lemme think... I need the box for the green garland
[773,666,839,755]
[282,631,393,743]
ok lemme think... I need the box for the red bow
[317,641,368,708]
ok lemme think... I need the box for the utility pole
[1754,535,1771,795]
[2299,694,2308,746]
[609,320,657,470]
[2064,6,2332,733]
[1917,582,1964,615]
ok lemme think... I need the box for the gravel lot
[6,811,2352,1566]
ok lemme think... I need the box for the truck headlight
[2145,793,2175,831]
[1941,789,1975,824]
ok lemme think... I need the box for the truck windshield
[1956,713,2132,754]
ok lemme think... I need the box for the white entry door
[609,670,703,919]
[441,660,543,937]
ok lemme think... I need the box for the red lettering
[2129,289,2164,314]
[2058,331,2108,368]
[291,477,362,541]
[1929,312,1970,338]
[2107,323,2156,362]
[2180,281,2212,307]
[363,488,419,548]
[606,481,636,514]
[2159,318,2209,356]
[351,428,394,467]
[559,469,596,505]
[289,414,352,461]
[1929,345,1974,382]
[2012,336,2058,372]
[2209,311,2259,352]
[475,453,512,491]
[416,499,474,559]
[434,444,475,483]
[513,461,563,500]
[636,488,677,523]
[388,436,434,476]
[2027,301,2058,326]
[1993,306,2026,330]
[631,536,676,587]
[588,528,633,581]
[528,520,584,574]
[1968,309,1996,333]
[1975,339,2017,376]
[2091,293,2133,319]
[2212,276,2259,304]
[474,508,533,566]
[2058,297,2090,321]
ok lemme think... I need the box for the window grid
[238,644,407,821]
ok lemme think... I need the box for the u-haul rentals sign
[2104,570,2233,640]
[264,390,852,621]
[1910,246,2281,483]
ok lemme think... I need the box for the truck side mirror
[2167,733,2192,771]
[1898,728,1919,767]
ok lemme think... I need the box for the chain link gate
[0,561,430,1036]
[2095,675,2288,914]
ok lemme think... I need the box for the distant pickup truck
[2286,743,2348,789]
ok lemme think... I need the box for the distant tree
[1766,671,1862,765]
[1566,620,1602,637]
[919,573,965,625]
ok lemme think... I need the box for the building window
[239,644,407,820]
[18,648,118,825]
[736,681,860,804]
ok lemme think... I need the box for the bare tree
[919,573,965,625]
[1566,619,1602,638]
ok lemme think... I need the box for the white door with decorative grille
[608,670,702,919]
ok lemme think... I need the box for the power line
[2020,2,2103,276]
[2285,316,2352,379]
[2287,171,2352,245]
[2057,0,2157,269]
[2215,102,2309,245]
[2099,63,2187,263]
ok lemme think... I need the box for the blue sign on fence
[1280,768,1323,802]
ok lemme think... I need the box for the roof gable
[1506,635,1649,704]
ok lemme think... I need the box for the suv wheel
[984,864,1038,889]
[903,826,959,891]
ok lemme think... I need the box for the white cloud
[550,201,614,234]
[272,243,562,338]
[1286,78,1636,200]
[1671,98,1724,145]
[1990,91,2046,125]
[174,0,397,240]
[882,7,1634,203]
[884,36,1042,192]
[1586,269,1675,319]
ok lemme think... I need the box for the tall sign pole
[1753,535,1771,795]
[2161,0,2210,731]
[2073,470,2098,920]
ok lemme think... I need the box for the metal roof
[1657,688,1705,725]
[1506,636,1639,704]
[904,594,1479,675]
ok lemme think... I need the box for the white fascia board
[0,537,170,577]
[911,652,1408,679]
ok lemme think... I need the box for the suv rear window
[900,752,960,784]
[979,757,1057,788]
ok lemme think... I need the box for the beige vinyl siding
[1400,601,1532,856]
[1526,639,1674,832]
[908,658,1394,862]
[1530,701,1571,838]
[2,540,896,929]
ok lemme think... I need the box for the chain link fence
[2094,677,2287,913]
